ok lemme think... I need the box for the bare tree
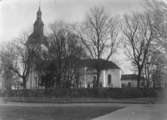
[144,49,167,88]
[40,22,86,88]
[144,0,167,51]
[143,56,154,88]
[0,43,16,90]
[122,13,156,88]
[144,49,159,88]
[0,34,32,89]
[79,7,119,87]
[141,0,167,88]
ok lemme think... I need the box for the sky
[0,0,143,73]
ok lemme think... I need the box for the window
[108,74,112,85]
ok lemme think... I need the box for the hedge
[1,88,164,98]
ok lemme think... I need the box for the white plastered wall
[101,69,121,88]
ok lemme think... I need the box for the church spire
[37,5,41,20]
[33,4,44,35]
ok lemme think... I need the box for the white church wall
[80,67,121,88]
[102,69,121,88]
[26,71,39,89]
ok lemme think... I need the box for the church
[26,6,48,89]
[25,6,122,89]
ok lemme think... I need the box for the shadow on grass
[0,105,123,120]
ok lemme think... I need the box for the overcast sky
[0,0,144,73]
[0,0,143,42]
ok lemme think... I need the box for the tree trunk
[96,69,101,88]
[137,69,142,88]
[153,79,156,88]
[22,77,27,90]
[146,79,150,88]
[56,74,61,88]
[56,59,62,88]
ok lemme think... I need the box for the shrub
[1,88,163,98]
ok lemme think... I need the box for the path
[92,104,167,120]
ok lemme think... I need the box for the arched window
[108,74,112,85]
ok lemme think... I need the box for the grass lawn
[0,105,122,120]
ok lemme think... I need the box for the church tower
[26,5,48,89]
[26,5,47,47]
[33,6,44,35]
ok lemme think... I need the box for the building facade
[121,74,145,88]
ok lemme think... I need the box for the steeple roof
[33,5,44,35]
[37,6,41,16]
[26,5,48,47]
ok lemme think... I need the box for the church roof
[41,57,120,70]
[80,59,120,70]
[26,33,48,46]
[57,56,120,70]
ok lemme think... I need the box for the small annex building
[121,74,145,88]
[79,59,122,88]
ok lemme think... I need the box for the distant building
[121,74,145,88]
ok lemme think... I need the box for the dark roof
[121,74,145,81]
[80,59,120,70]
[40,58,120,70]
[26,33,48,47]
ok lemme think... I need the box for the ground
[93,104,167,120]
[0,102,167,120]
[0,103,121,120]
